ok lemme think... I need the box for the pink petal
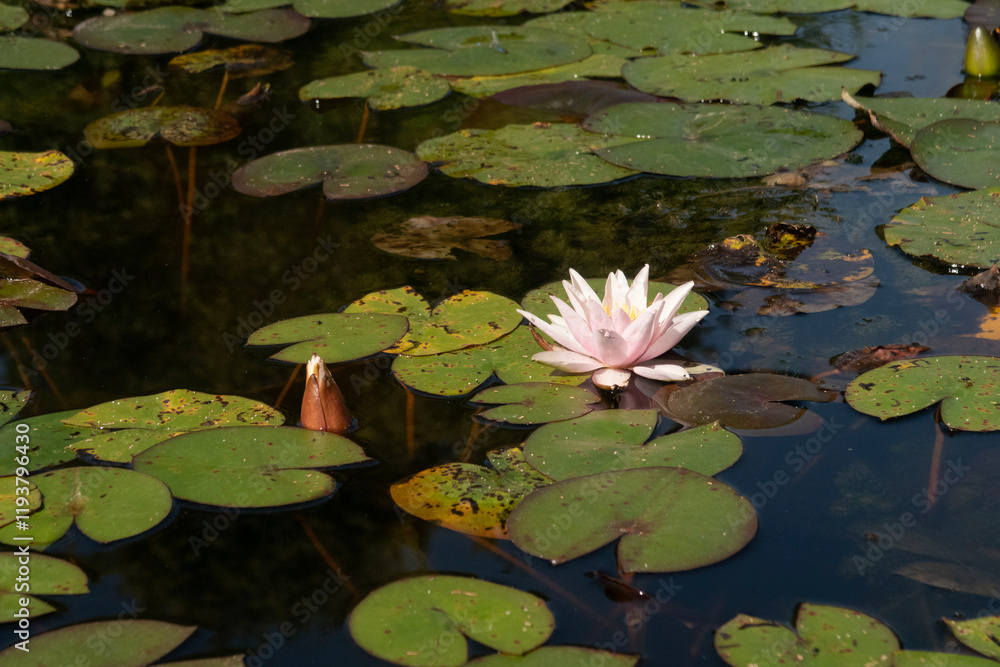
[620,306,659,360]
[633,362,691,382]
[610,305,633,333]
[532,349,605,373]
[517,309,591,357]
[551,296,601,358]
[586,297,614,332]
[586,328,631,367]
[655,281,695,327]
[637,309,709,362]
[623,264,650,312]
[593,367,632,389]
[603,270,628,313]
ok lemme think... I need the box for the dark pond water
[1,2,999,665]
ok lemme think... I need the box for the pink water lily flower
[517,265,709,390]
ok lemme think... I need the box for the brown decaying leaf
[959,263,1000,310]
[832,343,931,372]
[371,215,520,260]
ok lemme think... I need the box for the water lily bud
[965,26,1000,78]
[301,354,351,434]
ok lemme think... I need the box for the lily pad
[691,0,966,17]
[945,616,1000,660]
[416,123,639,187]
[300,66,450,110]
[349,574,554,666]
[0,389,29,427]
[0,37,80,70]
[894,652,998,667]
[0,551,88,620]
[471,382,602,424]
[132,425,370,507]
[231,144,428,200]
[0,410,106,475]
[246,312,409,363]
[0,237,30,259]
[450,54,629,98]
[363,25,591,77]
[585,103,862,179]
[687,0,852,12]
[345,286,521,356]
[842,91,1000,148]
[0,619,197,665]
[0,475,40,528]
[168,44,293,77]
[445,0,573,16]
[390,446,552,539]
[911,119,1000,190]
[845,356,1000,432]
[0,466,172,547]
[0,150,75,200]
[0,4,28,30]
[371,215,519,261]
[466,647,639,666]
[884,189,1000,269]
[84,106,241,149]
[217,0,399,19]
[714,603,900,666]
[624,44,881,105]
[507,466,756,571]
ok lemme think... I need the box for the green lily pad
[416,123,639,187]
[217,0,398,19]
[132,425,370,507]
[586,103,862,179]
[0,4,28,30]
[449,54,627,98]
[364,25,592,77]
[246,312,409,364]
[0,389,29,427]
[349,574,554,666]
[687,0,852,12]
[0,411,105,475]
[845,356,1000,432]
[842,91,1000,148]
[445,0,573,16]
[945,616,1000,660]
[0,237,30,259]
[345,286,521,356]
[73,7,310,55]
[466,647,639,666]
[911,119,1000,190]
[883,188,1000,269]
[690,0,966,17]
[714,603,900,666]
[0,475,40,528]
[371,215,519,261]
[0,619,197,665]
[471,382,602,424]
[84,106,241,149]
[894,652,998,667]
[0,37,80,70]
[624,44,881,105]
[168,44,293,77]
[300,66,450,110]
[507,466,756,571]
[0,279,78,327]
[390,446,552,539]
[0,466,172,547]
[0,150,75,200]
[0,551,88,620]
[231,144,428,200]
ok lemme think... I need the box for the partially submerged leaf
[832,344,931,372]
[84,106,241,148]
[217,0,400,19]
[299,66,450,110]
[0,150,75,200]
[371,215,519,261]
[169,44,293,77]
[246,312,409,363]
[895,561,1000,598]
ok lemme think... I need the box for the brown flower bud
[301,354,351,435]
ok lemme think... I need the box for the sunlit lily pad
[390,446,551,539]
[416,123,639,187]
[450,55,629,98]
[691,0,966,17]
[84,106,241,149]
[133,425,370,507]
[232,144,427,200]
[508,467,756,571]
[466,647,638,666]
[842,91,1000,148]
[300,66,450,110]
[471,382,602,424]
[217,0,398,19]
[714,603,900,666]
[0,551,88,620]
[0,619,198,665]
[73,7,310,55]
[911,119,1000,190]
[0,4,28,30]
[349,574,554,666]
[0,150,75,200]
[445,0,573,16]
[845,356,1000,432]
[0,466,172,547]
[168,44,293,77]
[0,411,103,475]
[894,652,997,666]
[0,475,40,528]
[624,44,881,105]
[687,0,851,12]
[0,37,80,70]
[0,237,30,259]
[246,312,409,363]
[371,215,519,261]
[586,103,862,178]
[945,616,1000,660]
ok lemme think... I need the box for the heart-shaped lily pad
[246,312,409,363]
[0,150,75,200]
[0,37,80,70]
[911,119,1000,190]
[0,466,172,547]
[232,144,428,199]
[217,0,398,19]
[349,574,554,666]
[0,475,41,528]
[842,91,1000,148]
[523,411,742,480]
[471,382,602,424]
[714,603,900,666]
[466,647,639,666]
[300,66,450,110]
[390,446,551,539]
[168,44,293,77]
[508,467,756,571]
[132,425,370,507]
[585,102,862,179]
[84,106,241,149]
[0,619,199,665]
[0,551,88,620]
[945,616,1000,660]
[845,356,1000,432]
[371,215,519,260]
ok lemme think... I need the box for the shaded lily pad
[445,0,573,16]
[390,446,551,539]
[665,374,835,430]
[586,103,862,179]
[0,410,107,475]
[416,123,639,187]
[300,66,450,110]
[0,150,75,200]
[84,106,241,149]
[624,44,881,105]
[507,467,756,571]
[842,91,1000,148]
[0,619,197,665]
[232,144,427,200]
[845,356,1000,432]
[911,119,1000,190]
[0,37,80,70]
[945,616,1000,660]
[132,425,370,507]
[73,7,310,55]
[0,4,28,30]
[217,0,398,19]
[0,551,88,620]
[466,647,638,666]
[471,382,602,424]
[349,574,554,666]
[0,475,40,528]
[246,312,409,363]
[371,215,519,261]
[0,466,172,547]
[168,44,293,77]
[0,389,29,427]
[884,189,1000,269]
[450,54,628,98]
[714,603,900,666]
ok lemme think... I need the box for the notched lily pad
[169,44,293,77]
[84,106,241,148]
[246,312,409,363]
[371,215,519,261]
[0,150,75,200]
[299,66,450,110]
[842,91,1000,148]
[471,382,602,424]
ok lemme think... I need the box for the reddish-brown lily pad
[371,215,519,261]
[84,106,241,148]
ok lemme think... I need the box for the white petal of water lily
[633,361,691,382]
[620,304,659,360]
[654,281,695,328]
[610,304,632,333]
[551,296,603,358]
[567,269,602,309]
[587,328,632,367]
[517,308,592,357]
[638,310,709,362]
[593,366,632,389]
[603,269,629,314]
[585,298,614,333]
[623,264,650,312]
[532,348,605,373]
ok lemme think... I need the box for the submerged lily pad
[0,150,75,200]
[842,91,1000,148]
[246,312,409,363]
[371,215,519,261]
[390,446,551,539]
[0,551,88,620]
[471,382,602,424]
[845,356,1000,432]
[168,44,293,77]
[349,574,554,666]
[0,37,80,71]
[84,106,241,149]
[300,66,450,110]
[133,425,370,507]
[714,603,900,666]
[508,467,756,572]
[911,119,1000,190]
[0,619,199,665]
[232,144,427,200]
